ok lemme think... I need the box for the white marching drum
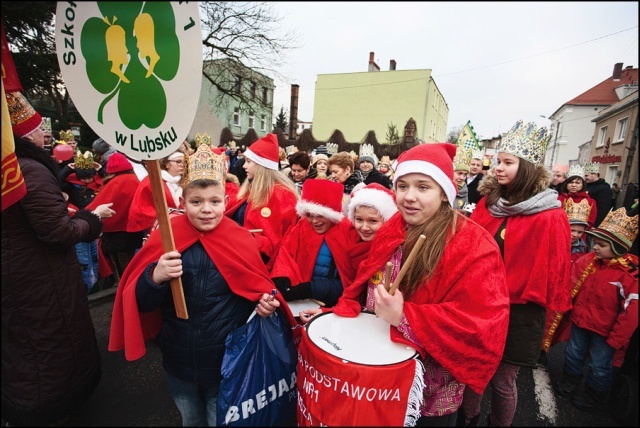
[306,311,417,365]
[296,311,425,427]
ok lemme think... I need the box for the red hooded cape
[108,214,296,361]
[333,212,510,394]
[270,217,363,288]
[128,176,179,232]
[86,173,140,232]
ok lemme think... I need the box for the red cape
[270,217,362,289]
[128,176,179,232]
[333,212,511,394]
[108,214,296,361]
[86,173,140,232]
[225,184,299,262]
[471,198,572,313]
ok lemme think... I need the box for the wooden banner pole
[146,159,188,319]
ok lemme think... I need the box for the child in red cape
[332,143,510,426]
[108,141,295,426]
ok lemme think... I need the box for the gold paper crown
[379,155,391,166]
[567,164,585,179]
[59,130,76,142]
[74,150,95,170]
[584,162,600,174]
[499,120,550,166]
[453,147,472,171]
[228,140,236,149]
[591,207,638,249]
[285,145,298,156]
[563,198,591,225]
[183,133,226,188]
[326,143,339,155]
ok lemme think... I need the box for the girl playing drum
[332,143,510,427]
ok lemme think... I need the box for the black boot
[455,407,479,427]
[554,369,582,397]
[572,384,608,411]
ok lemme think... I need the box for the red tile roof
[566,67,638,106]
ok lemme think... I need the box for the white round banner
[55,1,202,160]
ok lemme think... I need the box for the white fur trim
[393,160,456,207]
[348,188,398,222]
[244,148,279,170]
[296,200,344,223]
[167,152,184,161]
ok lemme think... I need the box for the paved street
[65,289,634,427]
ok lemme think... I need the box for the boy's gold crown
[563,198,591,225]
[59,130,76,142]
[567,164,585,179]
[594,207,638,248]
[183,133,226,187]
[499,120,550,166]
[471,148,485,160]
[74,150,95,170]
[584,162,600,174]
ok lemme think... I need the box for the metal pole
[550,120,560,167]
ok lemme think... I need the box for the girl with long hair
[332,143,510,427]
[225,133,299,266]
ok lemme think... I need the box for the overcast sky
[268,1,639,140]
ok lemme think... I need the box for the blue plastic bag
[217,310,298,426]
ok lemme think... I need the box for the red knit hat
[348,182,398,222]
[393,143,457,207]
[244,133,280,170]
[7,91,43,138]
[296,179,345,223]
[106,152,133,174]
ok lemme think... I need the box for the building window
[234,75,242,94]
[262,87,269,105]
[248,111,255,129]
[233,108,240,126]
[614,117,628,143]
[251,81,257,99]
[596,126,607,148]
[260,115,266,131]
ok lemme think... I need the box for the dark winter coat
[136,242,255,386]
[362,168,392,189]
[1,139,103,426]
[586,178,612,227]
[466,173,484,204]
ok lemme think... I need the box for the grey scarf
[488,188,560,217]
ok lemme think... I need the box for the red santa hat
[244,133,280,170]
[348,182,398,223]
[393,143,457,207]
[296,179,345,223]
[106,152,134,174]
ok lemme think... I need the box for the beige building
[312,52,448,143]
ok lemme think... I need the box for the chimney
[613,63,623,81]
[368,51,380,72]
[289,84,299,140]
[390,59,396,71]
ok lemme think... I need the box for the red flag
[1,80,26,211]
[1,23,22,92]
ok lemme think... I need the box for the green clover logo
[80,1,180,129]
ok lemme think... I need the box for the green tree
[274,106,288,132]
[386,122,400,145]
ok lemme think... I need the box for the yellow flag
[1,80,26,211]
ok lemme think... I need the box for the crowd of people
[2,90,638,427]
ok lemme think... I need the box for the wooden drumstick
[310,298,326,307]
[388,234,426,296]
[248,229,263,233]
[383,262,392,291]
